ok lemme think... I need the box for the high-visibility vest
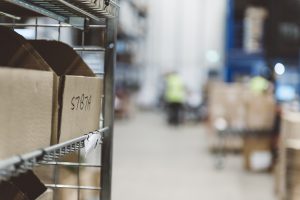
[165,74,185,103]
[250,76,269,94]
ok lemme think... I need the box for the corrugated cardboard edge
[50,74,59,145]
[57,76,66,143]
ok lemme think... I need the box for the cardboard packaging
[208,82,276,159]
[208,82,275,130]
[277,111,300,200]
[243,136,272,171]
[0,26,55,159]
[208,83,248,129]
[246,92,276,130]
[244,7,268,53]
[285,148,300,200]
[30,40,103,143]
[0,26,102,160]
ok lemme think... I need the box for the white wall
[138,0,227,106]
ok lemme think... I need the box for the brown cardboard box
[30,40,102,143]
[246,92,276,130]
[0,27,55,159]
[208,83,247,129]
[208,82,275,130]
[278,111,300,200]
[285,148,300,200]
[243,136,272,171]
[281,111,300,140]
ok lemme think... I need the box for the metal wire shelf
[46,184,101,190]
[0,127,109,181]
[0,22,106,28]
[0,0,117,197]
[1,0,119,29]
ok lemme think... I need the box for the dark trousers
[167,102,183,125]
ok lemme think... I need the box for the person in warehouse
[164,71,186,126]
[249,68,273,94]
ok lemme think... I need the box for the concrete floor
[112,111,276,200]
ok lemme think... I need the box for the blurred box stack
[207,82,276,171]
[208,82,247,153]
[208,82,247,130]
[285,148,300,200]
[243,93,275,172]
[208,82,275,130]
[276,110,300,200]
[243,7,267,54]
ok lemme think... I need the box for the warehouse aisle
[112,111,275,200]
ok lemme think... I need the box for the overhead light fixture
[206,50,220,64]
[274,63,285,75]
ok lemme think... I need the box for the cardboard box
[30,40,102,143]
[0,27,55,159]
[277,111,300,200]
[208,83,248,129]
[285,148,300,200]
[243,136,272,171]
[208,82,275,130]
[246,92,276,130]
[281,111,300,140]
[0,26,102,160]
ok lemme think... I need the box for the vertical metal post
[35,17,38,39]
[100,18,117,200]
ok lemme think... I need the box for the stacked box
[30,40,103,143]
[0,26,103,159]
[208,82,275,156]
[208,82,275,130]
[278,111,300,200]
[208,82,248,129]
[246,92,276,130]
[286,148,300,200]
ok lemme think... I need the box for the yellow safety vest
[165,74,185,103]
[250,76,269,94]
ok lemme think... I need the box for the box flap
[0,26,51,71]
[29,40,95,77]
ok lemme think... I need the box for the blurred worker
[250,75,271,94]
[164,71,185,125]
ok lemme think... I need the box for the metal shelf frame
[0,1,119,199]
[0,127,108,180]
[2,0,119,29]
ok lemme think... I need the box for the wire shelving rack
[0,0,118,199]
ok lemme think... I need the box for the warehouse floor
[112,111,276,200]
